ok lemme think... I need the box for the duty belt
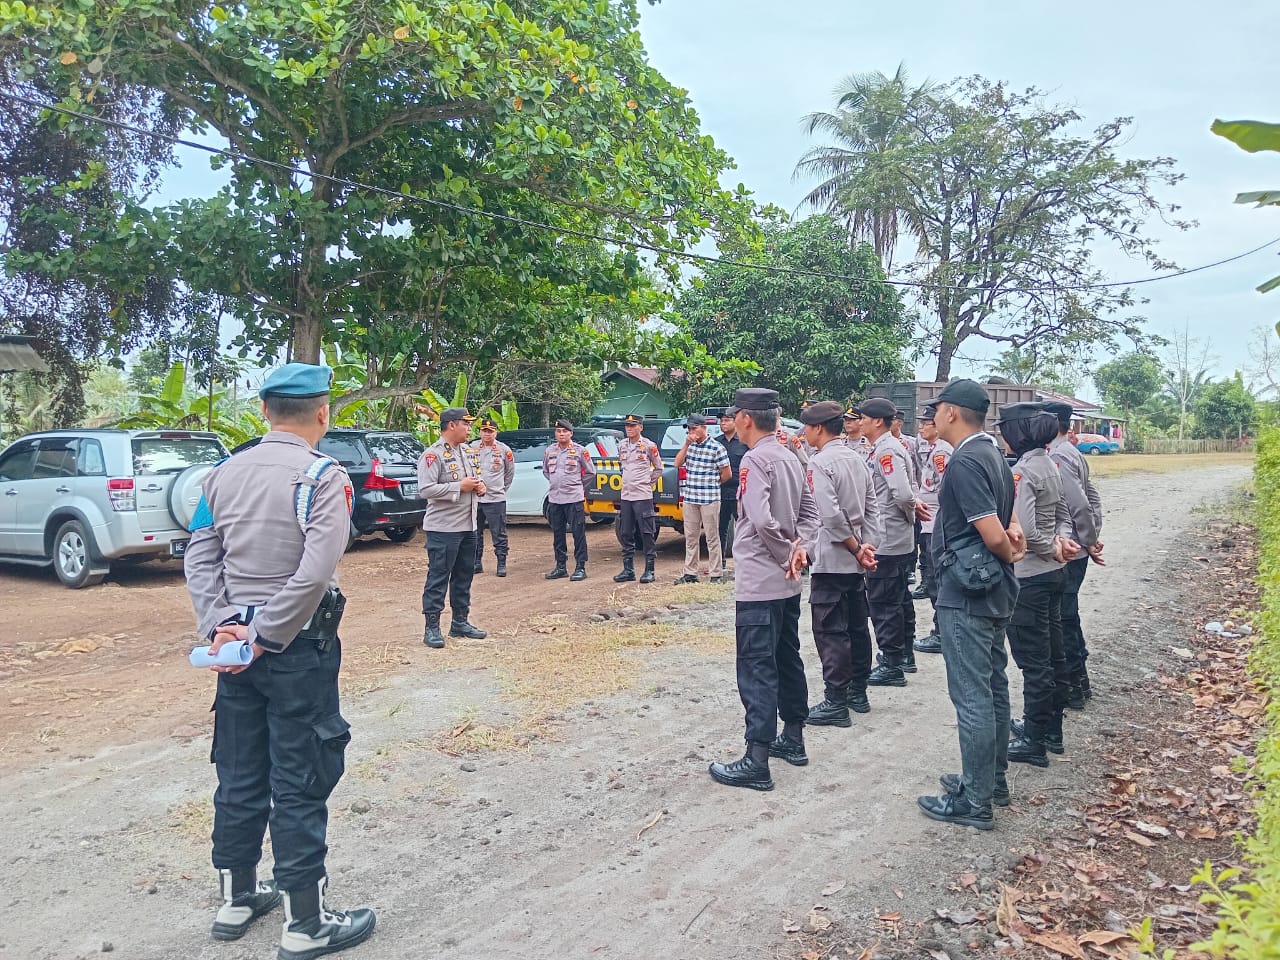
[233,588,346,650]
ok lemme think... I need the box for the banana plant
[1211,118,1280,314]
[115,361,265,447]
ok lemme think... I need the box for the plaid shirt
[681,438,730,504]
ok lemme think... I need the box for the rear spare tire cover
[168,464,216,530]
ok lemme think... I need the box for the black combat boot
[911,583,929,600]
[1012,716,1064,755]
[867,659,907,687]
[449,618,487,640]
[913,633,943,653]
[1066,681,1086,710]
[613,560,636,583]
[570,565,587,582]
[545,565,568,580]
[940,772,1009,807]
[422,614,445,649]
[1007,722,1050,768]
[639,560,656,584]
[495,558,507,578]
[708,743,774,791]
[211,867,281,941]
[473,556,483,574]
[902,649,918,674]
[847,688,871,714]
[278,877,376,960]
[1079,665,1093,700]
[807,697,852,727]
[768,733,809,765]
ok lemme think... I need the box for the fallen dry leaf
[876,911,902,923]
[822,880,846,896]
[848,944,878,960]
[1123,829,1155,847]
[1025,929,1086,960]
[1133,821,1171,839]
[936,907,982,925]
[1190,825,1219,840]
[636,810,664,840]
[802,952,821,960]
[958,872,978,889]
[1078,931,1133,947]
[808,907,833,932]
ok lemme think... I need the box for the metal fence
[1137,437,1255,455]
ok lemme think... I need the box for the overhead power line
[4,88,1277,296]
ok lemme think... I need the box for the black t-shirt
[716,433,749,498]
[933,434,1019,618]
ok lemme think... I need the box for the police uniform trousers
[809,572,872,700]
[211,637,348,891]
[476,502,509,563]
[1060,556,1090,678]
[867,552,913,663]
[1047,576,1070,716]
[718,493,736,561]
[920,531,940,636]
[1006,568,1065,738]
[422,529,477,619]
[615,497,657,563]
[547,501,588,568]
[736,596,807,746]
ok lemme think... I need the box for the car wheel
[589,514,615,526]
[52,519,106,589]
[385,526,417,543]
[1087,446,1101,456]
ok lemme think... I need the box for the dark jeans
[810,572,872,699]
[547,501,588,568]
[736,596,807,746]
[212,638,348,891]
[615,498,657,564]
[476,502,509,562]
[1047,576,1069,715]
[719,496,737,560]
[421,530,476,618]
[1061,557,1090,676]
[920,531,939,636]
[1007,569,1065,735]
[938,606,1011,809]
[867,552,913,663]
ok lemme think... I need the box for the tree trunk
[934,345,954,382]
[292,317,324,365]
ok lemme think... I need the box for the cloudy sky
[636,0,1280,390]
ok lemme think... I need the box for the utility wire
[5,88,1278,295]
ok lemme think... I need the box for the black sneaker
[708,755,774,791]
[768,734,809,766]
[495,561,508,578]
[913,633,943,653]
[545,566,568,580]
[449,621,487,640]
[867,662,906,687]
[1007,735,1050,768]
[847,689,871,714]
[673,574,700,585]
[911,583,929,600]
[940,772,1009,807]
[806,699,852,727]
[570,566,587,582]
[917,791,995,830]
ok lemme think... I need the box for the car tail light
[107,477,135,512]
[363,458,401,490]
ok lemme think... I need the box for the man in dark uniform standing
[185,362,375,958]
[708,388,819,791]
[612,413,662,584]
[715,409,749,575]
[418,407,488,648]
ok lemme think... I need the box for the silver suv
[0,429,229,588]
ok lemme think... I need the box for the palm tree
[793,64,935,271]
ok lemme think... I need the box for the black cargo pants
[1061,556,1090,677]
[1006,569,1065,737]
[476,502,509,562]
[547,501,588,568]
[422,529,476,619]
[736,596,807,746]
[211,638,348,892]
[866,552,913,663]
[809,572,872,700]
[615,497,657,564]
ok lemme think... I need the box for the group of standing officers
[180,363,1107,958]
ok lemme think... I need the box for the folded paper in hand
[189,640,253,668]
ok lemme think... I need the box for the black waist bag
[941,544,1001,597]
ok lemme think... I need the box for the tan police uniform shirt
[185,431,351,652]
[1048,435,1102,548]
[807,440,883,575]
[469,438,516,503]
[543,441,597,504]
[917,438,953,535]
[734,434,820,602]
[617,436,662,501]
[418,438,480,532]
[1012,447,1072,579]
[870,432,918,555]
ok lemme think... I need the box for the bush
[1194,425,1280,957]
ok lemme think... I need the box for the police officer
[913,406,953,653]
[998,403,1080,767]
[709,388,819,791]
[543,418,596,581]
[715,409,749,575]
[840,407,873,462]
[613,413,662,584]
[862,397,930,685]
[800,400,882,726]
[185,362,376,957]
[1043,401,1105,706]
[418,407,488,648]
[470,417,515,577]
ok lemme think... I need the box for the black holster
[297,588,346,650]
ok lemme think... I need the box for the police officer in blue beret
[185,362,376,957]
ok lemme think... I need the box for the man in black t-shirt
[916,379,1026,831]
[715,410,749,574]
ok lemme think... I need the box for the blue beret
[259,363,333,400]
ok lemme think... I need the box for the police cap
[1041,401,1074,428]
[623,413,644,425]
[799,400,845,425]
[686,413,707,427]
[933,379,991,415]
[893,408,906,421]
[995,402,1050,424]
[258,362,333,400]
[440,407,476,427]
[856,397,897,420]
[478,417,499,430]
[843,406,861,420]
[554,418,574,431]
[732,387,780,412]
[919,404,938,421]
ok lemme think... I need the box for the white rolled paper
[189,640,254,668]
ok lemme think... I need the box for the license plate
[400,483,417,496]
[170,538,190,558]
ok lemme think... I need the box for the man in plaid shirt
[674,413,732,584]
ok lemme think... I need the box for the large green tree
[1093,351,1164,418]
[1,0,750,393]
[1193,373,1256,439]
[796,75,1186,380]
[673,214,910,415]
[1211,118,1280,300]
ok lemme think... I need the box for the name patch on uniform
[879,453,895,476]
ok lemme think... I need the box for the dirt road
[0,464,1251,960]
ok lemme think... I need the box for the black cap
[893,408,906,421]
[995,402,1050,424]
[719,408,737,419]
[799,400,845,425]
[857,397,897,420]
[933,379,991,415]
[440,407,476,427]
[554,418,573,431]
[919,404,938,421]
[1041,401,1074,427]
[843,406,861,420]
[623,413,644,425]
[686,413,707,427]
[732,387,780,412]
[478,417,498,430]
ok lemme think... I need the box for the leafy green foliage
[1093,351,1165,417]
[1192,430,1280,957]
[115,361,265,446]
[673,215,909,415]
[1193,374,1257,439]
[1211,118,1280,300]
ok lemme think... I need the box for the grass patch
[605,578,734,609]
[168,797,213,844]
[1088,452,1255,478]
